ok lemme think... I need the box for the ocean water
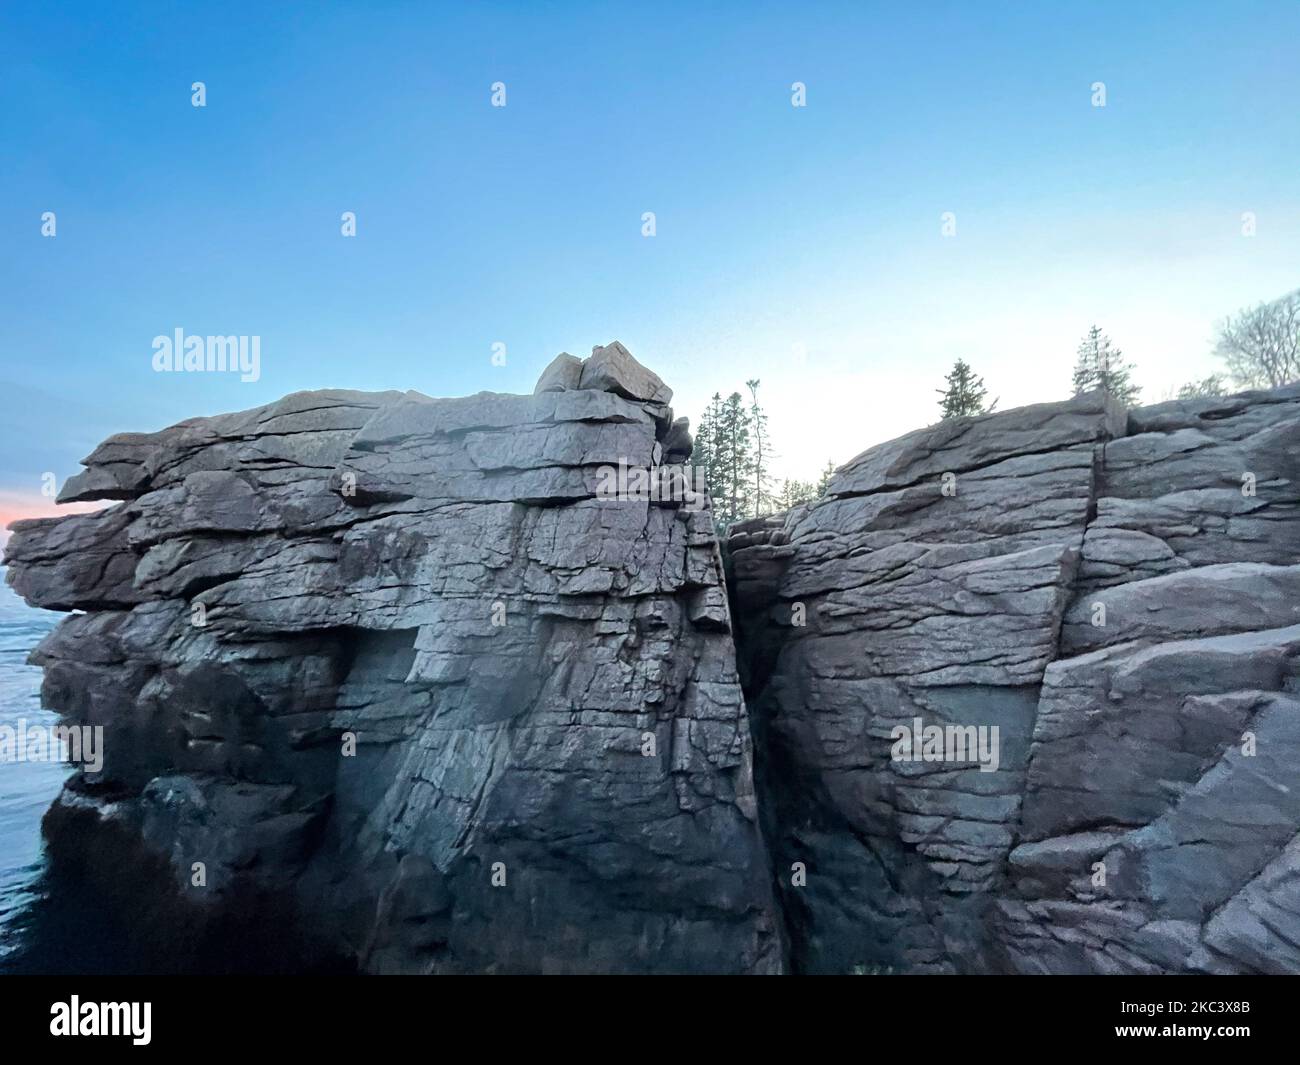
[0,566,352,975]
[0,567,71,966]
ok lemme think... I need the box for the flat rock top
[37,341,669,509]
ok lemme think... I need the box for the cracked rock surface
[728,381,1300,973]
[5,342,780,974]
[9,344,1300,974]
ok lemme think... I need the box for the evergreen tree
[936,359,994,419]
[777,478,818,509]
[817,459,835,496]
[714,392,754,528]
[746,379,773,518]
[692,392,723,494]
[697,384,822,530]
[1072,325,1140,405]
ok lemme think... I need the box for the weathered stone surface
[533,352,583,393]
[729,382,1300,974]
[1060,562,1300,654]
[825,390,1125,497]
[10,361,1300,975]
[4,344,779,975]
[1075,383,1300,595]
[578,341,674,405]
[663,417,693,463]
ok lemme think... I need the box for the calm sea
[0,565,353,975]
[0,566,71,969]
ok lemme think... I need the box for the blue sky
[2,1,1298,526]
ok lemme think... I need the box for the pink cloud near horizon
[0,490,106,546]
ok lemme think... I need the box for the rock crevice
[7,344,1300,974]
[6,342,781,974]
[727,380,1300,973]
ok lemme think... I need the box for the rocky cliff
[6,343,1300,974]
[4,342,780,974]
[730,380,1300,973]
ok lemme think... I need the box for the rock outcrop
[4,342,780,974]
[729,381,1300,973]
[8,340,1300,975]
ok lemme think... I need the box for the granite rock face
[729,382,1300,973]
[9,344,1300,975]
[5,345,781,974]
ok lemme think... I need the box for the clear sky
[2,1,1298,533]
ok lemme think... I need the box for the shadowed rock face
[728,380,1300,974]
[4,343,782,974]
[7,343,1300,975]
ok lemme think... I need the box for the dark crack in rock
[728,381,1300,974]
[5,345,781,974]
[9,351,1300,975]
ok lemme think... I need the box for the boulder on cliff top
[533,352,583,394]
[578,341,674,405]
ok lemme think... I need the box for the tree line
[692,381,834,531]
[697,287,1299,532]
[935,286,1300,419]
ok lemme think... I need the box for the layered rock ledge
[7,342,1300,974]
[5,342,781,974]
[729,380,1300,973]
